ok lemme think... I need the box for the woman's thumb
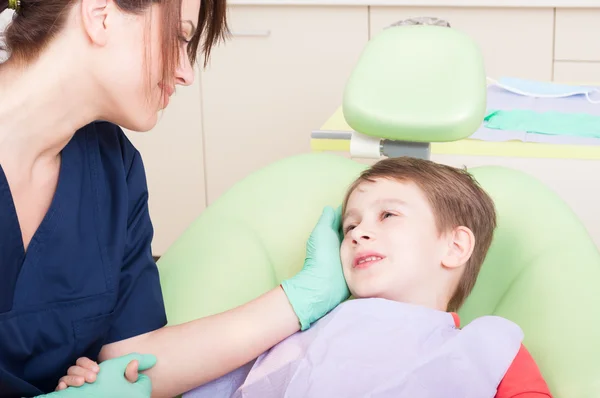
[317,206,336,227]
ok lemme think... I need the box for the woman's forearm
[99,286,300,398]
[99,205,349,398]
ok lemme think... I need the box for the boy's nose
[351,226,373,243]
[352,235,370,245]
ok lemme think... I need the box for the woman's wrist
[273,284,302,334]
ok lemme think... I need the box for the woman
[0,0,349,397]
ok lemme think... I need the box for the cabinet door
[370,7,554,81]
[201,5,368,204]
[554,61,600,84]
[433,154,600,251]
[125,68,206,256]
[555,9,600,62]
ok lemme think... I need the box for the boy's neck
[384,290,450,313]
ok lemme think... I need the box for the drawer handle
[230,30,271,37]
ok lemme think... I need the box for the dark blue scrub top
[0,121,167,397]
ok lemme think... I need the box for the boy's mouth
[354,252,385,268]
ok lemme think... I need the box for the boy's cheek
[340,247,352,269]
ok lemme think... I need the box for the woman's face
[97,0,199,132]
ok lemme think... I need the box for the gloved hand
[281,205,350,331]
[38,353,156,398]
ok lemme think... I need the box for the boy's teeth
[358,256,381,264]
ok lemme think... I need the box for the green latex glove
[281,205,350,330]
[37,353,156,398]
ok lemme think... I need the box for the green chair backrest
[158,153,600,398]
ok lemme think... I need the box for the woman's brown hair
[0,0,228,83]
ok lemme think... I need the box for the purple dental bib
[185,298,523,398]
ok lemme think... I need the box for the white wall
[0,10,14,63]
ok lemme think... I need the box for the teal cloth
[484,110,600,138]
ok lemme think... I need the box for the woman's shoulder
[89,121,140,167]
[74,120,145,179]
[70,121,150,220]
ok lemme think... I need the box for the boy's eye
[382,211,394,219]
[344,225,355,234]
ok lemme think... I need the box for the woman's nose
[175,52,195,86]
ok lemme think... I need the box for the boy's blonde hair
[342,157,497,312]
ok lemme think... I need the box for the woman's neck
[0,42,99,176]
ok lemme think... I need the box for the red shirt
[450,313,552,398]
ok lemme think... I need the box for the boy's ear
[441,226,475,269]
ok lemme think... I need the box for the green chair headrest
[342,25,487,143]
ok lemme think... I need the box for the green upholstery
[158,153,600,398]
[343,25,487,143]
[158,154,364,320]
[157,21,600,398]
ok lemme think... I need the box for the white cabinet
[124,68,206,256]
[200,5,369,203]
[554,61,600,83]
[121,3,600,256]
[554,9,600,62]
[369,7,555,81]
[553,8,600,83]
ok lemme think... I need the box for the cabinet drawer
[553,61,600,85]
[555,9,600,62]
[369,7,554,81]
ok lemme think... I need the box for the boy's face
[340,178,462,308]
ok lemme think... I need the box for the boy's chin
[349,286,390,301]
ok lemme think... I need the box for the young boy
[335,157,552,398]
[59,157,553,397]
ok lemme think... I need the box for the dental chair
[157,22,600,398]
